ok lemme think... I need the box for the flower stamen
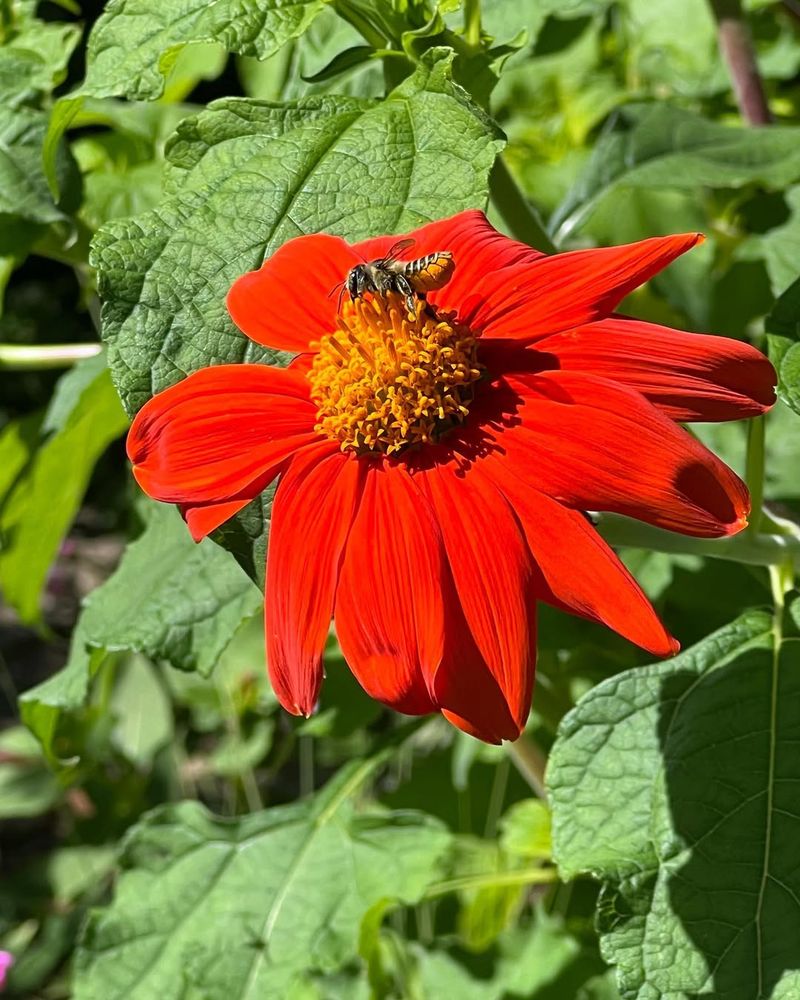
[308,292,482,455]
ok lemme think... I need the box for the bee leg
[395,275,416,317]
[418,293,433,317]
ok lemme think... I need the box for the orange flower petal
[492,371,750,537]
[419,461,536,736]
[266,443,362,717]
[434,590,529,744]
[532,317,777,421]
[227,234,361,352]
[466,233,703,341]
[181,499,253,541]
[334,462,441,716]
[127,364,317,504]
[490,468,678,656]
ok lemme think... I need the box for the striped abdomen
[402,252,455,293]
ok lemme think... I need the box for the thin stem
[597,512,800,571]
[506,733,548,799]
[423,865,557,900]
[463,0,482,48]
[0,343,101,369]
[484,756,510,838]
[489,157,557,254]
[745,415,766,534]
[299,734,314,798]
[708,0,771,125]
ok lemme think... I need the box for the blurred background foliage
[1,0,800,997]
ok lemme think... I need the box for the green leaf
[19,500,261,761]
[73,760,451,999]
[552,104,800,239]
[78,500,262,676]
[740,185,800,297]
[548,609,800,999]
[93,51,502,416]
[91,51,502,576]
[80,0,331,102]
[499,799,552,860]
[0,104,80,225]
[19,616,106,765]
[0,726,61,818]
[0,354,128,624]
[109,655,174,767]
[414,910,615,1000]
[766,275,800,417]
[0,12,81,106]
[301,44,376,84]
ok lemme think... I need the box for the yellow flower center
[308,292,482,455]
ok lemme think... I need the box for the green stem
[332,0,387,49]
[463,0,482,48]
[506,733,548,798]
[0,343,101,369]
[423,865,557,899]
[597,512,800,570]
[745,415,766,534]
[489,157,557,254]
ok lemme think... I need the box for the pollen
[308,292,482,455]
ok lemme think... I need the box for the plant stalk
[708,0,771,125]
[745,415,766,534]
[506,733,548,799]
[463,0,482,48]
[0,343,101,369]
[597,512,800,570]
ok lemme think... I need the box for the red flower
[127,211,775,743]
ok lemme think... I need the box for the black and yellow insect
[340,239,455,316]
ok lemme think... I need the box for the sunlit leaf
[0,354,128,624]
[77,500,262,676]
[73,760,450,999]
[552,105,800,239]
[549,609,800,999]
[81,0,332,101]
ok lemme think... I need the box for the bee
[338,239,454,317]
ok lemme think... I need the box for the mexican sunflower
[127,210,776,744]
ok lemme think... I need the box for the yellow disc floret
[308,292,482,455]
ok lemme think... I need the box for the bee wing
[379,238,415,266]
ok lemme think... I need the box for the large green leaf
[79,500,262,675]
[92,52,502,416]
[0,354,128,624]
[73,760,451,999]
[81,0,330,101]
[548,608,800,999]
[91,52,502,578]
[551,104,800,239]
